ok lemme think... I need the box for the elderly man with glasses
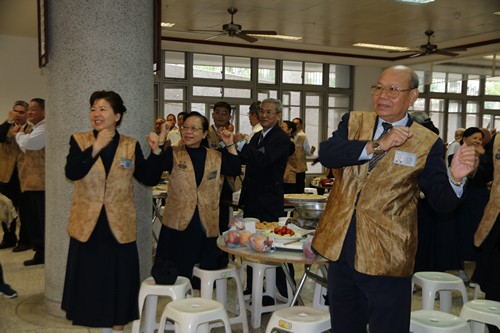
[312,65,479,333]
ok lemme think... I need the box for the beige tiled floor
[0,245,482,333]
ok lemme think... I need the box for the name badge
[207,170,218,180]
[393,150,417,167]
[120,157,132,169]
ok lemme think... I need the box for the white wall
[0,35,47,119]
[353,66,382,112]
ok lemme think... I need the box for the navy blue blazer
[238,124,292,221]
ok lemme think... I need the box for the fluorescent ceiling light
[353,43,410,52]
[247,34,302,41]
[161,22,175,28]
[494,11,500,15]
[396,0,435,4]
[483,54,498,60]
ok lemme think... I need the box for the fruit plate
[261,228,304,243]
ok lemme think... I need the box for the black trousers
[327,216,412,333]
[22,191,45,259]
[295,172,306,193]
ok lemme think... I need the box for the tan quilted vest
[162,146,223,237]
[0,124,31,183]
[18,123,45,192]
[474,135,500,246]
[284,136,306,183]
[312,111,438,277]
[294,134,308,173]
[67,132,137,244]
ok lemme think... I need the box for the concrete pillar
[44,0,154,317]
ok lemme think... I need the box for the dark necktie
[258,132,264,146]
[368,122,393,172]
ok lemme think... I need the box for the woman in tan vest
[281,120,299,194]
[61,91,164,333]
[154,111,241,288]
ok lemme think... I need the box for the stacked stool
[460,299,500,333]
[158,297,232,333]
[192,262,249,333]
[413,271,468,313]
[131,276,193,333]
[265,306,330,333]
[240,261,293,328]
[410,310,471,333]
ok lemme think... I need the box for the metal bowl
[294,202,326,221]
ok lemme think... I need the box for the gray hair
[261,98,283,113]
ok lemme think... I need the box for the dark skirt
[61,209,140,327]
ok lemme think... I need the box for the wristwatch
[372,140,385,154]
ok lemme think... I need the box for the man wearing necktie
[313,65,479,333]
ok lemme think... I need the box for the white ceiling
[2,0,499,75]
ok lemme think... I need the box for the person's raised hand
[450,143,479,181]
[379,126,413,151]
[92,128,114,157]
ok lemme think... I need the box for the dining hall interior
[1,0,500,332]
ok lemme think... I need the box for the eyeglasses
[214,111,230,117]
[181,125,203,133]
[370,84,414,99]
[258,110,279,117]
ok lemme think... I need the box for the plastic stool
[192,262,249,333]
[413,272,468,313]
[265,306,331,333]
[312,266,328,311]
[240,261,293,329]
[410,310,471,333]
[459,299,500,333]
[158,297,231,333]
[131,276,193,333]
[304,187,318,195]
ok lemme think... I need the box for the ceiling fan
[394,30,467,58]
[189,7,277,43]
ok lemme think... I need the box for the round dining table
[216,235,328,306]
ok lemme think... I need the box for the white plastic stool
[410,310,471,333]
[459,299,500,333]
[240,261,293,329]
[131,276,193,333]
[413,272,468,313]
[265,306,331,333]
[158,297,231,333]
[304,187,318,195]
[192,262,249,333]
[312,266,328,311]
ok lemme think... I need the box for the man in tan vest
[472,133,500,333]
[292,117,316,193]
[312,65,478,333]
[14,98,46,266]
[0,100,31,252]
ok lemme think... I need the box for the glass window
[258,59,276,84]
[193,86,222,97]
[237,104,252,136]
[223,88,251,99]
[485,100,500,109]
[193,54,222,79]
[164,87,184,100]
[467,75,480,96]
[329,64,351,88]
[283,61,302,84]
[164,51,185,79]
[430,72,446,93]
[429,98,445,130]
[412,98,426,111]
[258,90,278,100]
[304,62,323,85]
[485,76,500,96]
[327,94,350,137]
[164,102,184,114]
[447,73,462,94]
[190,103,206,115]
[225,56,251,81]
[465,101,479,128]
[282,91,301,121]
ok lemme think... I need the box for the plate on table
[284,193,327,203]
[274,239,305,251]
[262,226,305,243]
